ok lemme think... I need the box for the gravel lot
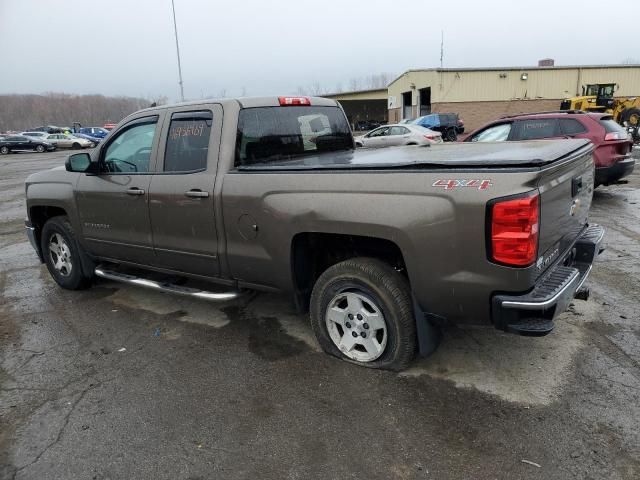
[1,148,639,480]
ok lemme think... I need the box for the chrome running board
[94,266,241,301]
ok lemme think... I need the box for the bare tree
[621,57,640,65]
[0,93,150,132]
[310,82,323,96]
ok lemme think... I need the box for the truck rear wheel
[310,257,417,371]
[41,216,92,290]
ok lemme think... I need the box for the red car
[464,111,634,186]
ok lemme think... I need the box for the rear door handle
[184,189,209,198]
[126,187,145,196]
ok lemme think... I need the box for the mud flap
[412,295,443,357]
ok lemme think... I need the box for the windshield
[235,106,353,166]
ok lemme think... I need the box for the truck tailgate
[535,142,595,274]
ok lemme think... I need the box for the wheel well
[29,206,68,256]
[291,233,407,312]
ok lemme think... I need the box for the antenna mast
[171,0,185,102]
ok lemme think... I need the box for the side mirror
[65,152,92,172]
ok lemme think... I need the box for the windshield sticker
[432,179,493,190]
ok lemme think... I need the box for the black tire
[36,145,45,153]
[0,146,8,155]
[41,216,92,290]
[621,108,640,127]
[445,128,458,142]
[72,142,81,150]
[310,257,417,371]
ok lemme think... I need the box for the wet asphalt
[1,149,639,480]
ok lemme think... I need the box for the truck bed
[235,139,592,170]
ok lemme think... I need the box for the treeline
[0,93,158,132]
[297,72,397,96]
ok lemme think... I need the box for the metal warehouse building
[327,63,640,131]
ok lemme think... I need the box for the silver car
[354,124,442,148]
[21,131,50,140]
[44,134,95,149]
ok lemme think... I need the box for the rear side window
[164,111,213,172]
[559,118,587,135]
[512,119,559,140]
[389,126,409,135]
[235,106,352,166]
[599,117,626,133]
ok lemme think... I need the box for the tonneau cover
[236,139,592,170]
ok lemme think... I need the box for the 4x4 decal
[432,179,493,190]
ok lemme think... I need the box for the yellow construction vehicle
[560,83,640,140]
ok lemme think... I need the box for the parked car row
[0,125,112,154]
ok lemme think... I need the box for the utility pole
[440,30,444,68]
[171,0,185,102]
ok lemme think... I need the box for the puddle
[222,304,311,361]
[237,295,321,353]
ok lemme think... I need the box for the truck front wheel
[41,216,92,290]
[310,257,417,371]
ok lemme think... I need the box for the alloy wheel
[48,233,73,277]
[325,291,388,362]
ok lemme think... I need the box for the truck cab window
[103,119,157,173]
[235,106,352,166]
[164,111,213,172]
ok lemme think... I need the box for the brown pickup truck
[25,96,604,370]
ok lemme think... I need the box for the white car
[354,124,442,148]
[21,131,50,140]
[43,134,95,149]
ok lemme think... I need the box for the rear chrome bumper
[491,224,605,336]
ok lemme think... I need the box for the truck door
[75,115,162,264]
[147,106,221,277]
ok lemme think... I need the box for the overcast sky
[1,0,638,102]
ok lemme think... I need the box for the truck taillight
[489,193,539,267]
[278,96,311,106]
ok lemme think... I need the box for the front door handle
[185,189,209,198]
[126,187,145,196]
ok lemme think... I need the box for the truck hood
[236,139,593,170]
[25,165,74,186]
